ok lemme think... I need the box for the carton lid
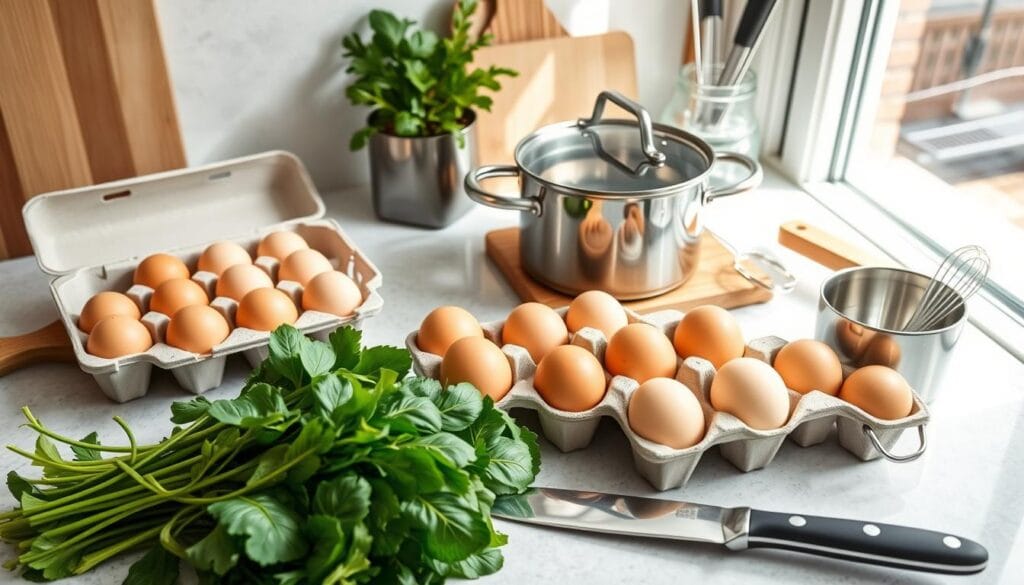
[23,151,325,275]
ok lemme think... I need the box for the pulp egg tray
[406,308,929,490]
[22,151,383,403]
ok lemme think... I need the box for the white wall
[156,0,687,191]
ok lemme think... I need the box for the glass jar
[660,63,761,160]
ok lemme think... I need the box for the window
[760,0,1024,357]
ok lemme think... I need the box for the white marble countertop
[1,168,1022,585]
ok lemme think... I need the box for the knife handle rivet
[943,536,962,549]
[863,524,881,536]
[788,515,806,527]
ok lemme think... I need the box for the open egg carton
[406,308,929,490]
[23,151,383,403]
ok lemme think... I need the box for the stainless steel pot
[815,267,967,401]
[464,91,762,299]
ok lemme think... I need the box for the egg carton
[406,308,929,491]
[23,152,383,403]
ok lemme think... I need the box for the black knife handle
[700,0,722,18]
[746,509,987,575]
[733,0,777,48]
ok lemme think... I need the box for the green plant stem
[74,523,165,574]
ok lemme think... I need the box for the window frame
[758,0,1024,359]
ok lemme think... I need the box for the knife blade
[493,488,988,575]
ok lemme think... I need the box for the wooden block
[485,227,772,312]
[777,220,891,270]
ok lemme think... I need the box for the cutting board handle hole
[208,171,232,181]
[101,190,132,202]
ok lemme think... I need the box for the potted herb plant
[343,0,516,228]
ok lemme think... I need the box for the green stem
[74,523,165,574]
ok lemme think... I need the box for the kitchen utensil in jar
[708,229,795,292]
[465,90,762,300]
[662,64,761,158]
[494,487,988,575]
[901,245,989,332]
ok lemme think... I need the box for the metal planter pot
[464,91,762,300]
[368,110,477,228]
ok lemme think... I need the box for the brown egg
[236,288,298,331]
[773,339,843,395]
[166,305,231,354]
[710,358,790,430]
[86,315,153,358]
[628,377,705,449]
[216,264,274,301]
[440,336,513,401]
[257,231,309,260]
[605,323,677,383]
[302,271,362,317]
[150,278,209,317]
[839,365,913,419]
[78,292,141,333]
[133,253,189,289]
[278,249,332,285]
[565,290,628,339]
[672,305,745,369]
[502,302,569,363]
[534,345,607,412]
[198,241,252,275]
[417,306,483,356]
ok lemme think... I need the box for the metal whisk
[902,245,990,332]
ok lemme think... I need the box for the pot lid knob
[578,91,666,166]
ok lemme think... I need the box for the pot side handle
[464,165,541,215]
[704,151,763,202]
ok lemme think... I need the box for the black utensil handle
[733,0,777,48]
[746,510,987,575]
[700,0,722,18]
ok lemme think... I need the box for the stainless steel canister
[369,110,477,228]
[815,267,967,401]
[464,91,762,300]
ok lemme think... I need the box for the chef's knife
[494,488,988,575]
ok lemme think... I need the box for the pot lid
[515,91,713,196]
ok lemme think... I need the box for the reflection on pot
[834,319,901,368]
[618,202,645,262]
[578,202,613,281]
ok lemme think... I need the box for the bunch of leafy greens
[342,0,516,149]
[0,325,539,584]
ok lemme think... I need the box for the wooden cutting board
[471,31,638,166]
[0,0,184,259]
[485,227,773,312]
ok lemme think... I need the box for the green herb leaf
[480,436,534,495]
[432,547,504,578]
[354,345,411,379]
[70,431,101,462]
[311,375,354,421]
[403,492,490,562]
[26,534,80,580]
[6,471,36,501]
[269,325,306,386]
[208,494,309,566]
[124,545,180,585]
[170,396,211,423]
[314,475,372,524]
[208,383,289,428]
[300,337,336,379]
[187,524,240,575]
[378,395,442,434]
[329,327,362,370]
[304,515,346,582]
[415,432,476,468]
[415,381,483,432]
